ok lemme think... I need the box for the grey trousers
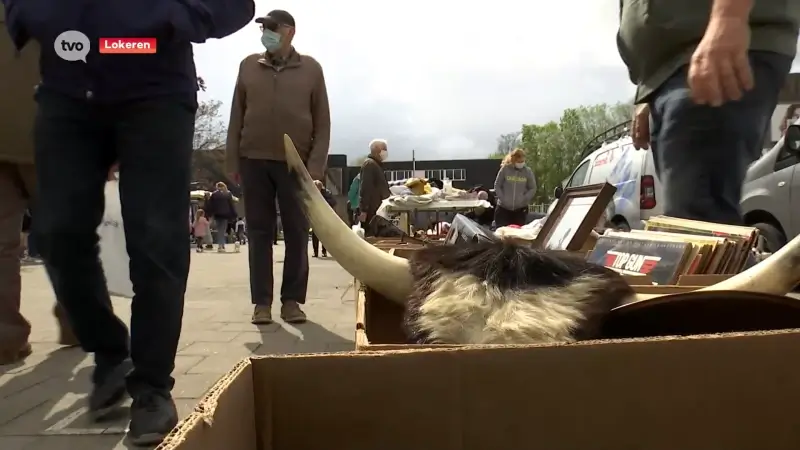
[649,50,793,226]
[240,158,309,305]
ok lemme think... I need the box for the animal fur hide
[403,242,634,345]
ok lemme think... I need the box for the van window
[775,144,800,172]
[566,160,591,188]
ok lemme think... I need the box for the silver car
[741,124,800,251]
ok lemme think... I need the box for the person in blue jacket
[0,0,254,445]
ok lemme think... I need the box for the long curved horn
[282,134,412,305]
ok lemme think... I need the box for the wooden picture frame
[533,182,616,251]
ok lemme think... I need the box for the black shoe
[89,358,132,421]
[312,254,318,258]
[127,390,179,447]
[322,252,327,258]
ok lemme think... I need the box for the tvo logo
[54,30,90,62]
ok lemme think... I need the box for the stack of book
[587,216,759,285]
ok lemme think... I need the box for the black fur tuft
[404,242,634,343]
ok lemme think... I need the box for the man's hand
[688,16,753,107]
[358,212,367,223]
[632,104,650,150]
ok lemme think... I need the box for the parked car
[548,136,664,230]
[740,123,800,252]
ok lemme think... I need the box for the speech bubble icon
[54,30,90,63]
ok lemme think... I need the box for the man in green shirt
[618,0,799,225]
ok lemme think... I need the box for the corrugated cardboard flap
[159,359,256,450]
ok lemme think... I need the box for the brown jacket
[0,6,39,165]
[359,155,390,216]
[225,49,330,179]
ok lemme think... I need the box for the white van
[549,136,664,230]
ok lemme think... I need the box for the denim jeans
[649,51,792,225]
[213,217,228,248]
[32,87,196,392]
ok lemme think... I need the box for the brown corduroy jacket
[225,48,330,180]
[0,6,39,165]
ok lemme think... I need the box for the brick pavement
[0,243,356,449]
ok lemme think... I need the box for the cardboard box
[162,331,800,450]
[355,280,456,351]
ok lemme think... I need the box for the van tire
[753,222,786,253]
[611,218,631,232]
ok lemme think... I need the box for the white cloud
[192,1,638,160]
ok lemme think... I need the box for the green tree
[193,99,226,151]
[490,131,522,159]
[519,102,632,204]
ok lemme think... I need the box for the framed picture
[533,182,616,251]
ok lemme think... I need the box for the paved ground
[0,243,355,449]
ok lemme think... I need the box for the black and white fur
[404,242,634,345]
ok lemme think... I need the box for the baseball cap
[255,10,296,28]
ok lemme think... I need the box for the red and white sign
[99,38,157,54]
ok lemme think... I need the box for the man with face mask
[226,10,331,325]
[358,139,392,233]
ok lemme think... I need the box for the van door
[783,152,800,239]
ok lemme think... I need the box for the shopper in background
[193,210,210,253]
[205,181,238,253]
[358,139,391,233]
[493,148,537,227]
[311,180,336,257]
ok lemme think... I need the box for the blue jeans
[649,51,792,225]
[214,218,228,248]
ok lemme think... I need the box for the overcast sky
[193,1,800,162]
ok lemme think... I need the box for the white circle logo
[54,30,90,62]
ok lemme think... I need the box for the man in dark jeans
[226,10,330,325]
[618,0,798,225]
[2,0,255,445]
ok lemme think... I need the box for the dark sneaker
[280,301,307,324]
[127,390,178,447]
[89,358,132,421]
[251,305,273,324]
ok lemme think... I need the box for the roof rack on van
[578,120,632,161]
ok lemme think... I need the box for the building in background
[375,158,499,190]
[343,158,502,231]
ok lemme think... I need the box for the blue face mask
[261,29,282,52]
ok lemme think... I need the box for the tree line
[491,102,633,204]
